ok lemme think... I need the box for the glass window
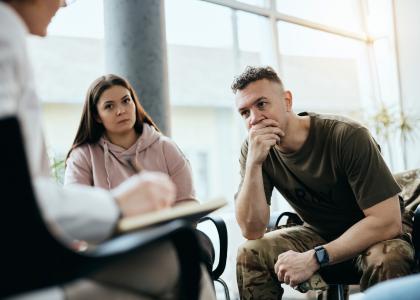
[366,0,393,37]
[237,0,268,8]
[276,0,363,32]
[48,0,104,38]
[372,38,399,108]
[365,0,397,108]
[28,0,105,164]
[184,150,209,200]
[366,0,405,171]
[236,10,274,68]
[277,21,372,119]
[165,0,280,208]
[165,0,233,49]
[165,0,237,206]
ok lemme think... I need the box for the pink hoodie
[64,124,197,204]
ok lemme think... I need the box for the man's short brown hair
[231,66,283,94]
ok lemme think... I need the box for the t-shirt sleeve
[235,139,274,205]
[340,127,401,209]
[64,147,94,186]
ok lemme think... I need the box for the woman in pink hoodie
[64,74,196,208]
[64,74,215,272]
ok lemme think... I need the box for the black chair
[269,199,420,300]
[199,215,229,299]
[0,116,202,300]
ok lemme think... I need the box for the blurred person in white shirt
[0,0,215,299]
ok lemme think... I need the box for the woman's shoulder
[158,136,188,162]
[158,134,176,146]
[68,143,102,162]
[139,125,187,160]
[155,134,179,150]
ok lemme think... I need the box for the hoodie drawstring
[134,141,142,172]
[103,142,112,189]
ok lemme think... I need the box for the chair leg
[215,278,230,300]
[325,284,349,300]
[337,284,345,300]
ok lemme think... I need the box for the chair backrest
[199,215,228,280]
[0,117,93,297]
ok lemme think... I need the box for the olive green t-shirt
[238,112,401,241]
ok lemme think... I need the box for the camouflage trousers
[236,225,415,300]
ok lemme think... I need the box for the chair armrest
[413,205,420,262]
[268,211,303,231]
[199,215,228,280]
[89,220,191,257]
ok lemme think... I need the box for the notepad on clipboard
[118,197,227,232]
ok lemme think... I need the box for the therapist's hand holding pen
[111,159,177,217]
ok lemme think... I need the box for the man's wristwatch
[314,245,330,268]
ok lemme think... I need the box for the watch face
[315,246,329,267]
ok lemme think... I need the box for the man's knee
[359,239,415,290]
[364,240,414,267]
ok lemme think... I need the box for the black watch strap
[314,245,330,268]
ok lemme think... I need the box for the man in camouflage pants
[232,66,415,299]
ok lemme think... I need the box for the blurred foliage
[371,104,396,140]
[51,156,65,185]
[369,103,420,169]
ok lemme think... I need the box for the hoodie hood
[99,124,161,188]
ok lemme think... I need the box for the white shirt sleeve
[34,177,119,244]
[0,3,120,245]
[0,28,19,119]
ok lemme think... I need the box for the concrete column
[104,0,170,135]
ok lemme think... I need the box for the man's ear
[283,91,293,112]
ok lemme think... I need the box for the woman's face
[95,85,137,136]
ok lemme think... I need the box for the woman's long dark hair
[66,74,159,160]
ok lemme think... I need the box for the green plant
[51,156,65,185]
[399,110,420,169]
[369,104,397,168]
[368,104,420,170]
